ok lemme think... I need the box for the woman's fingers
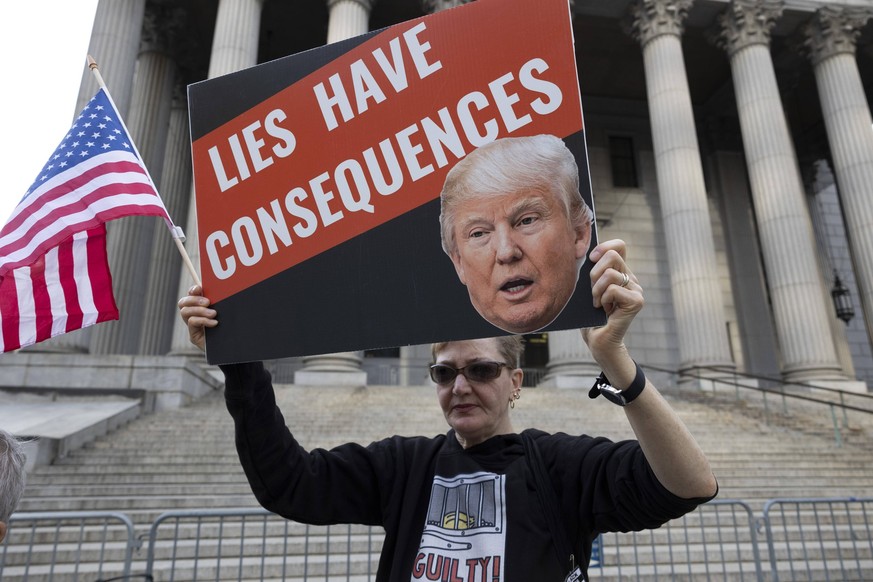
[177,285,216,351]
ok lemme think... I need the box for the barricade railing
[762,497,873,582]
[0,510,137,581]
[2,498,872,580]
[595,499,764,581]
[144,508,382,581]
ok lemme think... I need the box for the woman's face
[433,338,522,449]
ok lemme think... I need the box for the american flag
[0,88,174,353]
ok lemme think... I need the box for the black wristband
[588,361,646,406]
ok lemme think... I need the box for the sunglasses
[429,361,510,385]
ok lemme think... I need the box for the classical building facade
[14,0,873,390]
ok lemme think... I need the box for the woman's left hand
[581,239,643,364]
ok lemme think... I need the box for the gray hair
[439,134,593,257]
[0,429,26,522]
[432,335,525,369]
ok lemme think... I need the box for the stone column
[626,0,734,377]
[38,0,146,353]
[399,344,433,386]
[805,160,856,378]
[140,88,193,355]
[76,0,146,116]
[208,0,263,77]
[169,0,264,355]
[327,0,373,43]
[90,8,177,355]
[805,6,873,344]
[714,0,842,382]
[540,330,598,388]
[293,0,374,386]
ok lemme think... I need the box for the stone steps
[17,494,260,513]
[18,474,873,502]
[5,376,873,581]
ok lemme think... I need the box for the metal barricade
[762,497,873,582]
[594,499,764,581]
[0,511,137,581]
[144,508,383,581]
[7,498,873,580]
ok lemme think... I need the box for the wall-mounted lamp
[831,271,854,324]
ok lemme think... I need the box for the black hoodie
[222,362,711,581]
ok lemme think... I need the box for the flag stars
[22,91,148,207]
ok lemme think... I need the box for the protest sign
[189,0,604,364]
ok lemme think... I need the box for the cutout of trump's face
[440,135,593,334]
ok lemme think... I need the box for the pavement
[0,391,141,470]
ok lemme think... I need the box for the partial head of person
[430,336,524,449]
[439,134,594,334]
[0,429,26,543]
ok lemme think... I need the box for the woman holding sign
[179,238,717,581]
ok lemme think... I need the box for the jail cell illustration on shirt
[419,472,507,554]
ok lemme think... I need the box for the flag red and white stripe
[0,88,174,353]
[0,226,117,352]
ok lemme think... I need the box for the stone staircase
[3,377,873,581]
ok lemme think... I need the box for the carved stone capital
[804,6,873,66]
[625,0,693,46]
[141,4,186,55]
[171,81,188,108]
[141,3,203,80]
[421,0,475,14]
[713,0,783,57]
[328,0,375,11]
[424,0,574,15]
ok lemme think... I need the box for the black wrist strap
[522,432,584,581]
[588,361,646,406]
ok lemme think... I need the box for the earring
[509,391,520,409]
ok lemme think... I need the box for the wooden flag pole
[173,236,202,288]
[87,55,202,288]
